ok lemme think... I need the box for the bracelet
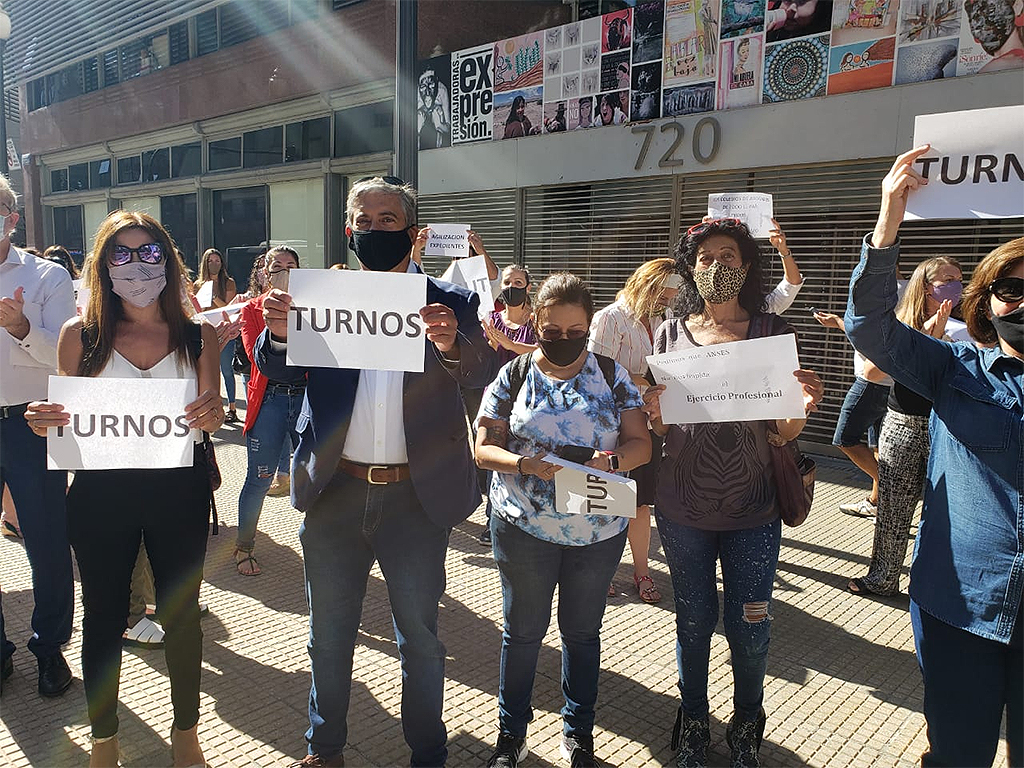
[516,456,527,476]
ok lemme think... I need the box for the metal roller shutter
[522,176,676,310]
[417,188,519,277]
[677,158,1024,446]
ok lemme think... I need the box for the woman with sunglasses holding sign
[846,147,1023,768]
[232,246,303,575]
[642,218,823,768]
[476,273,651,768]
[24,211,221,768]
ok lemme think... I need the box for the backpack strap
[495,351,534,421]
[186,321,204,362]
[593,352,617,392]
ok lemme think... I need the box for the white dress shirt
[0,247,76,406]
[763,276,804,315]
[589,299,667,377]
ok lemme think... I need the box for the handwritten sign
[905,105,1024,221]
[440,254,495,321]
[544,454,637,518]
[646,334,804,424]
[424,223,470,258]
[286,269,427,372]
[707,193,775,239]
[46,376,198,470]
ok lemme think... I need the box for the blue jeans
[242,374,290,475]
[220,340,237,406]
[0,408,73,659]
[235,388,301,550]
[832,377,889,449]
[656,512,781,721]
[911,600,1023,767]
[299,472,450,766]
[491,514,626,739]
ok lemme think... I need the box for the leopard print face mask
[693,260,749,305]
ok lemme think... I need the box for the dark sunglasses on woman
[990,277,1024,303]
[109,243,164,266]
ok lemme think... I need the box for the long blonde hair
[80,211,197,377]
[617,258,678,319]
[896,256,962,331]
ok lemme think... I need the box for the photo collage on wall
[427,0,1020,149]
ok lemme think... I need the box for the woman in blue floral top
[476,273,651,768]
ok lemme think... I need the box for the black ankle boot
[726,708,766,768]
[670,706,711,768]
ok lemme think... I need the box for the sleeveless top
[98,348,201,443]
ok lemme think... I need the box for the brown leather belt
[337,458,411,485]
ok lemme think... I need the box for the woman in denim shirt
[846,146,1023,768]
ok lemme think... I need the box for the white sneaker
[839,498,877,518]
[122,616,165,648]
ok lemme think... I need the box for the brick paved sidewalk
[0,420,1009,767]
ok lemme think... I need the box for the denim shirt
[845,235,1023,644]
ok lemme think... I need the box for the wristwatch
[602,451,620,472]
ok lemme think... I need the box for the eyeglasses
[990,277,1024,303]
[686,217,745,237]
[357,175,406,186]
[540,329,588,342]
[109,242,164,266]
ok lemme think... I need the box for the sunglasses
[540,329,588,342]
[357,175,406,186]
[686,217,745,237]
[109,242,164,266]
[990,277,1024,303]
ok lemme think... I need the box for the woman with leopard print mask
[642,218,823,768]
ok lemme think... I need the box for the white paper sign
[424,223,470,258]
[707,193,775,239]
[440,254,494,321]
[905,105,1024,221]
[544,454,637,518]
[646,334,804,424]
[196,304,243,321]
[46,376,197,470]
[195,281,214,309]
[285,269,427,372]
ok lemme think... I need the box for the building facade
[11,0,1024,447]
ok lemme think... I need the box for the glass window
[117,155,142,184]
[332,0,369,9]
[120,40,144,80]
[292,0,321,22]
[83,57,100,92]
[243,127,283,168]
[171,143,202,178]
[196,9,219,56]
[46,65,83,104]
[102,50,120,87]
[50,168,69,193]
[334,101,393,158]
[169,21,190,66]
[52,206,85,259]
[90,159,113,188]
[285,117,331,162]
[212,186,268,256]
[29,78,48,111]
[209,137,242,171]
[161,194,199,271]
[68,164,89,191]
[142,148,171,181]
[221,1,289,48]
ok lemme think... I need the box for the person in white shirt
[589,258,681,604]
[0,175,77,699]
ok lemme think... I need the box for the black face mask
[539,334,589,367]
[348,229,412,272]
[500,286,528,307]
[990,306,1024,354]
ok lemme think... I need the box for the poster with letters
[424,223,470,259]
[646,334,805,424]
[905,105,1024,220]
[708,192,775,237]
[664,0,721,86]
[440,254,496,321]
[286,269,428,372]
[544,454,638,518]
[451,44,494,144]
[716,34,764,108]
[46,376,198,470]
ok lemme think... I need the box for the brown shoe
[288,754,344,767]
[267,473,290,497]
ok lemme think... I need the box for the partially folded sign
[544,454,637,518]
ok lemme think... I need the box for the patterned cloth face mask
[693,260,749,305]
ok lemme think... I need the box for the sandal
[848,577,874,596]
[122,616,165,648]
[224,409,239,424]
[634,573,662,603]
[234,548,261,576]
[1,520,21,539]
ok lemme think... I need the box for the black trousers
[67,445,210,738]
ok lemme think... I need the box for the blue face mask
[930,280,963,305]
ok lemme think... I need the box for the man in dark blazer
[255,177,498,768]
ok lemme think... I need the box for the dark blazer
[254,276,498,528]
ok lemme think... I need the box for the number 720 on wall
[632,117,722,172]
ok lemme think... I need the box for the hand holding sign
[420,303,459,354]
[184,388,225,432]
[872,145,931,248]
[263,288,293,340]
[24,400,70,437]
[543,454,637,518]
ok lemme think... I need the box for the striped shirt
[588,299,667,378]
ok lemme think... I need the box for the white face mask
[109,261,167,308]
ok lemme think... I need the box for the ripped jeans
[655,513,781,721]
[236,388,302,551]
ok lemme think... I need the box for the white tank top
[98,349,201,442]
